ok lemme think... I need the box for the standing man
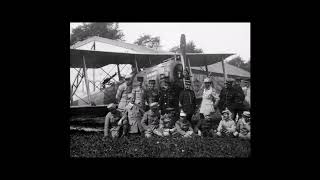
[231,77,245,121]
[218,79,235,114]
[144,80,160,111]
[159,79,180,116]
[116,74,133,111]
[178,81,197,128]
[132,76,145,109]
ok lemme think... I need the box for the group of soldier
[104,73,251,140]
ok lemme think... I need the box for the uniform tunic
[236,118,250,136]
[175,119,193,136]
[144,88,160,105]
[217,119,236,133]
[160,114,176,129]
[218,87,234,112]
[132,86,145,107]
[179,89,196,115]
[200,87,219,116]
[104,110,122,137]
[116,83,132,111]
[159,88,179,114]
[141,109,161,131]
[123,103,144,134]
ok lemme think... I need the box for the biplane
[70,34,240,122]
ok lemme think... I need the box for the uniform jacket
[116,83,132,110]
[175,119,193,135]
[233,84,245,106]
[160,114,175,129]
[236,118,250,135]
[104,110,122,136]
[159,88,179,113]
[123,103,144,133]
[141,109,161,131]
[179,89,196,115]
[217,119,236,133]
[144,88,160,105]
[200,87,219,115]
[132,86,145,107]
[218,87,234,111]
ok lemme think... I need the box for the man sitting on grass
[195,114,216,137]
[141,102,163,138]
[175,110,194,138]
[104,103,127,139]
[118,93,145,137]
[216,108,236,137]
[159,107,177,136]
[234,111,251,140]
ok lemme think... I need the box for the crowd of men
[104,73,251,140]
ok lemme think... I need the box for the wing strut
[221,58,227,84]
[82,55,93,105]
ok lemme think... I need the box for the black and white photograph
[70,22,251,158]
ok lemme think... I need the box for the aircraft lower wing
[70,49,234,68]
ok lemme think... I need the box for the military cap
[204,77,211,83]
[166,107,175,111]
[242,111,250,117]
[148,79,156,84]
[137,76,144,82]
[107,103,117,109]
[149,102,159,108]
[180,110,187,117]
[222,108,232,115]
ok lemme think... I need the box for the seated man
[216,108,236,137]
[234,111,251,139]
[195,114,215,137]
[175,110,194,138]
[104,103,127,139]
[119,93,145,136]
[159,107,177,136]
[141,102,163,138]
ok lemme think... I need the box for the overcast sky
[70,22,250,61]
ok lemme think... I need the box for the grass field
[70,130,251,158]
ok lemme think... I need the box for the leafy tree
[227,56,250,72]
[70,23,125,45]
[169,41,203,53]
[134,34,161,49]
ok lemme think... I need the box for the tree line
[70,23,249,72]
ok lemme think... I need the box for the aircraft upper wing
[70,49,234,68]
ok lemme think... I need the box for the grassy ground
[70,130,251,158]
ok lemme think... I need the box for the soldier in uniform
[144,80,160,111]
[234,111,250,139]
[141,102,163,138]
[159,78,180,116]
[216,109,236,137]
[231,77,245,121]
[218,79,235,115]
[118,93,144,136]
[116,74,133,112]
[132,76,145,109]
[179,81,197,127]
[104,103,127,138]
[175,110,194,138]
[159,107,177,136]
